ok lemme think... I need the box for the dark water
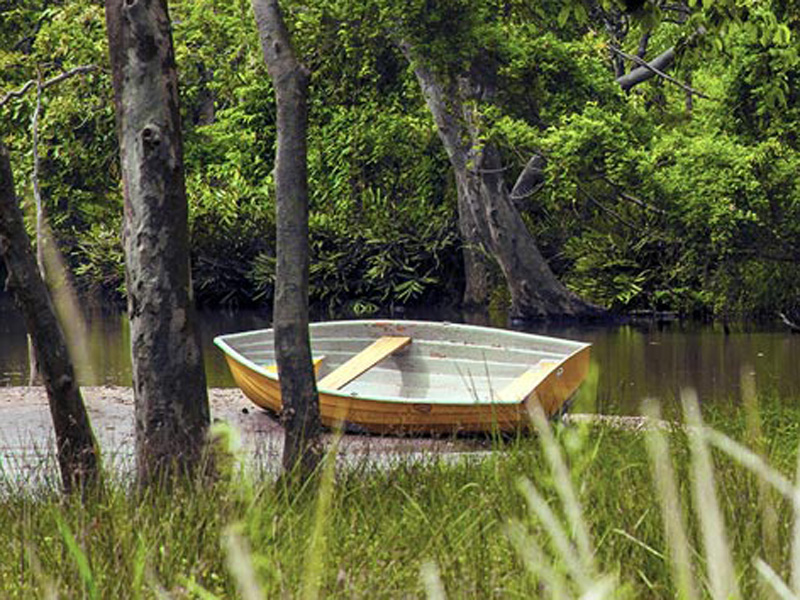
[2,294,799,416]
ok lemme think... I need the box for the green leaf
[557,5,571,27]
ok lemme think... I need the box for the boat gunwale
[213,320,591,407]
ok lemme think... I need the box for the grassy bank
[1,397,799,599]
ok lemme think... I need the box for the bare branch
[599,175,668,215]
[636,30,651,61]
[618,190,667,215]
[0,65,97,109]
[0,80,37,108]
[778,312,800,333]
[577,184,637,229]
[611,42,712,99]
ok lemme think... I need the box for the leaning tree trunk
[397,44,491,307]
[105,0,210,485]
[402,47,601,320]
[457,184,492,308]
[252,0,323,478]
[0,142,100,494]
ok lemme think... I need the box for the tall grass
[1,391,799,598]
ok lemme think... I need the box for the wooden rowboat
[214,320,591,435]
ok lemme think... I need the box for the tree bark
[0,142,100,494]
[402,46,601,320]
[252,0,322,477]
[105,0,210,485]
[459,203,492,308]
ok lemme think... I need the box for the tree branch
[778,312,800,333]
[612,42,711,97]
[0,65,97,109]
[636,30,651,62]
[617,190,666,215]
[577,184,637,229]
[598,175,667,215]
[613,28,708,96]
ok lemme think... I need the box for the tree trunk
[402,46,601,320]
[105,0,210,485]
[459,205,492,308]
[252,0,322,477]
[0,142,100,494]
[29,78,44,386]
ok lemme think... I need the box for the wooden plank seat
[495,359,559,403]
[318,336,412,391]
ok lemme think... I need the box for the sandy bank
[0,387,492,479]
[0,386,662,483]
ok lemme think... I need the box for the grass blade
[703,429,795,501]
[755,558,799,600]
[641,398,699,600]
[578,576,617,600]
[741,369,781,567]
[301,434,339,600]
[792,441,800,595]
[682,389,740,600]
[55,513,97,600]
[517,477,592,590]
[223,526,264,600]
[505,519,571,599]
[420,560,447,600]
[529,403,595,576]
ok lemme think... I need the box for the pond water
[2,293,799,416]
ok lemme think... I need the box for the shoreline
[0,386,661,483]
[0,386,492,477]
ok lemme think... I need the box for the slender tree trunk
[0,142,100,494]
[252,0,322,477]
[28,77,44,385]
[684,72,694,114]
[194,62,216,126]
[105,0,210,485]
[402,45,601,320]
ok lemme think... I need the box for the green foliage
[497,28,626,127]
[1,0,799,319]
[722,33,800,145]
[653,132,800,316]
[72,221,126,301]
[249,212,460,314]
[1,1,116,235]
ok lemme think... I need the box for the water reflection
[2,294,799,416]
[515,320,800,418]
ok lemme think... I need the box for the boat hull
[216,320,591,435]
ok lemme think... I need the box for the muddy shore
[0,386,494,483]
[0,386,657,483]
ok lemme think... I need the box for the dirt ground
[0,386,496,482]
[0,386,658,483]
